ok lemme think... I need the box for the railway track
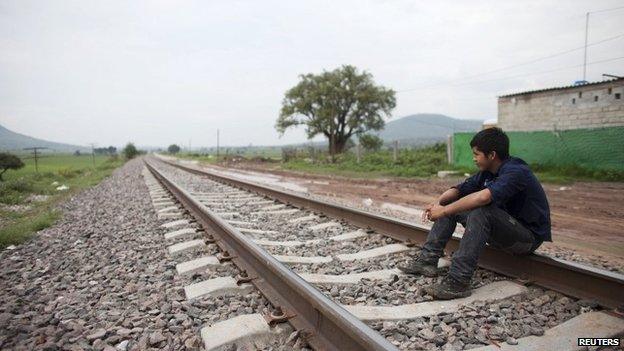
[143,156,624,350]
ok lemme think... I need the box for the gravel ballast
[150,160,597,351]
[0,160,309,351]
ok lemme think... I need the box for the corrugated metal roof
[498,77,623,98]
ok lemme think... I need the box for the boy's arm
[422,173,481,222]
[428,189,492,220]
[422,188,460,222]
[439,188,460,205]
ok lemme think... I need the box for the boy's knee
[467,204,496,221]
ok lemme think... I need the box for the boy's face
[472,147,494,171]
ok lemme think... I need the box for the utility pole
[216,129,220,158]
[23,147,48,173]
[583,12,589,81]
[89,143,96,167]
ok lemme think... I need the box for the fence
[453,126,624,171]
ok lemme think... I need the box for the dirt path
[198,160,624,273]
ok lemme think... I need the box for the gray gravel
[0,159,207,350]
[315,267,504,306]
[151,160,600,351]
[368,287,591,350]
[0,159,308,351]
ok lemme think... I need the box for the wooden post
[356,144,361,163]
[393,140,398,163]
[447,135,453,165]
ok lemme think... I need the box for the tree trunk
[328,135,336,163]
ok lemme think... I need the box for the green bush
[123,143,139,159]
[5,178,33,192]
[57,167,83,178]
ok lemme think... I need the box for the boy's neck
[487,158,504,174]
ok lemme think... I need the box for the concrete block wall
[498,80,624,132]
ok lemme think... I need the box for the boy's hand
[421,202,435,222]
[428,204,447,221]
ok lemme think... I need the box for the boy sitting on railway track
[399,127,551,299]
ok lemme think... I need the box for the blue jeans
[420,204,542,285]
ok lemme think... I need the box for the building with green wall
[453,78,624,171]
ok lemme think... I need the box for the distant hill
[375,114,484,146]
[0,124,89,153]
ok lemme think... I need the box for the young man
[399,127,551,299]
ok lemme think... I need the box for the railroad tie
[168,239,205,255]
[299,259,451,285]
[344,281,528,321]
[252,209,300,216]
[307,221,342,232]
[251,230,373,247]
[472,311,624,351]
[200,314,292,351]
[336,243,412,261]
[176,256,222,275]
[164,227,197,240]
[184,276,254,300]
[288,214,318,224]
[160,219,191,229]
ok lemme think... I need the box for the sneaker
[424,275,471,300]
[398,256,439,277]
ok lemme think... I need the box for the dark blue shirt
[454,157,551,241]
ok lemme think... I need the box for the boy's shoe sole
[398,260,439,277]
[424,282,472,300]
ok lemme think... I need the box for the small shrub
[7,178,34,192]
[57,167,82,178]
[123,143,139,159]
[0,153,25,181]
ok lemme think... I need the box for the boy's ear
[488,151,497,160]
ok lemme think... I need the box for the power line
[397,33,624,93]
[396,56,624,102]
[449,56,624,87]
[589,5,624,14]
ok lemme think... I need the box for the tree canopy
[123,143,139,159]
[0,153,24,181]
[168,144,181,154]
[276,65,396,159]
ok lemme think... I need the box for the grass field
[176,143,624,183]
[281,144,449,178]
[0,154,124,248]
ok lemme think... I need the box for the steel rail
[144,160,398,351]
[159,157,624,311]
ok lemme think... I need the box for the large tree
[276,65,396,160]
[167,144,181,154]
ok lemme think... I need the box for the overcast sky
[1,0,622,148]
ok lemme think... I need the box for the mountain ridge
[0,124,89,153]
[374,113,484,145]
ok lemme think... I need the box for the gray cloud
[1,0,622,148]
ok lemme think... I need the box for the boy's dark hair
[470,127,509,160]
